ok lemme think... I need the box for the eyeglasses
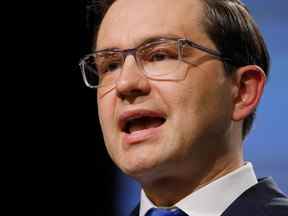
[79,37,231,88]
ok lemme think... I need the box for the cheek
[97,99,105,130]
[162,65,232,138]
[181,64,230,113]
[97,97,120,162]
[97,93,117,150]
[97,90,116,127]
[187,73,233,139]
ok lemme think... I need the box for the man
[80,0,288,215]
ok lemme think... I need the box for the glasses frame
[79,37,233,88]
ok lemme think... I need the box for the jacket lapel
[130,203,140,216]
[221,177,287,216]
[129,178,287,216]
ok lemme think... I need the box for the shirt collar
[139,162,257,216]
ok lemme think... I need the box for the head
[85,0,269,183]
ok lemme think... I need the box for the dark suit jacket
[130,177,288,216]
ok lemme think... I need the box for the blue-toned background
[115,1,288,214]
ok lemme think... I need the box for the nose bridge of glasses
[121,48,141,71]
[122,48,138,60]
[115,47,151,95]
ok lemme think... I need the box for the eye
[144,48,178,62]
[94,51,123,75]
[98,59,122,75]
[150,52,171,62]
[106,62,121,72]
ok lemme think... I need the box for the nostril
[115,75,151,101]
[117,88,150,100]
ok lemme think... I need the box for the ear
[232,65,266,121]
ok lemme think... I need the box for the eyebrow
[95,34,182,52]
[140,35,180,45]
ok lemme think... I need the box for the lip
[123,125,164,145]
[118,109,167,145]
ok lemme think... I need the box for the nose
[115,55,151,100]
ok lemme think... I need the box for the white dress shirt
[139,162,258,216]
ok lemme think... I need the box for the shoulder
[261,178,288,216]
[222,177,288,216]
[265,196,288,216]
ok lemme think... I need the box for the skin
[96,0,266,206]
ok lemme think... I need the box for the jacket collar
[130,178,287,216]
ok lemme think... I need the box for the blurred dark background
[21,0,117,214]
[64,0,117,214]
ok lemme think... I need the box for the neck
[142,155,244,207]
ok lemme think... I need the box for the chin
[118,152,161,180]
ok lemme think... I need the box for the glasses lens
[180,42,199,65]
[81,52,123,88]
[138,40,185,80]
[80,55,98,87]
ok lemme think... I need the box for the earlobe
[232,65,266,121]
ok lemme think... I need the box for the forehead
[97,0,207,49]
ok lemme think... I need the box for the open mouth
[119,111,166,134]
[124,116,166,134]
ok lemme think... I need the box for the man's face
[97,0,235,183]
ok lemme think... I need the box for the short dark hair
[85,0,115,49]
[201,0,270,138]
[85,0,270,139]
